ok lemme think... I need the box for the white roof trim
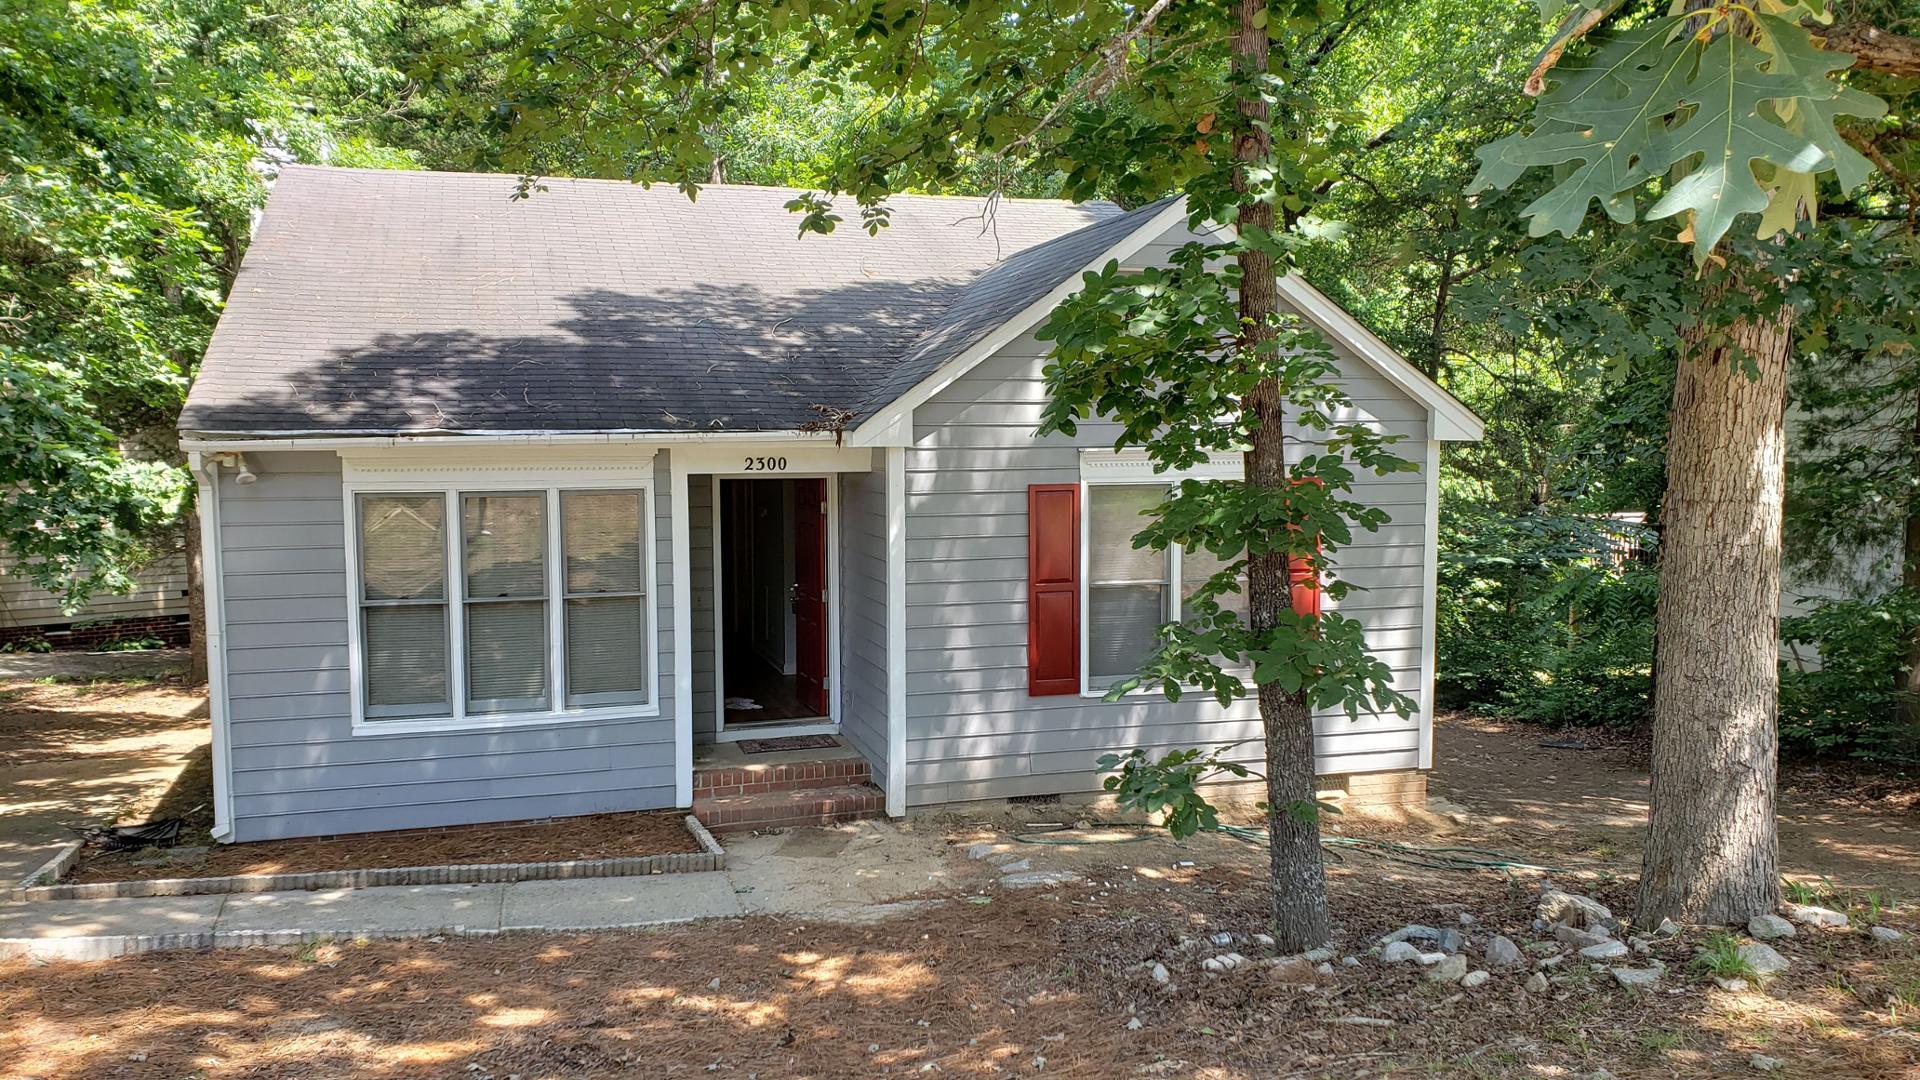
[1273,273,1485,442]
[846,196,1196,448]
[848,200,1485,446]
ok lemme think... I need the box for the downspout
[190,452,237,842]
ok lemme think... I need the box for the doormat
[736,735,841,754]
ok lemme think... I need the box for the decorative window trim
[342,458,661,736]
[1077,453,1248,701]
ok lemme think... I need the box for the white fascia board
[1195,219,1486,444]
[1272,274,1487,443]
[846,196,1197,448]
[179,430,838,453]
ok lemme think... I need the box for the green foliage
[1037,241,1418,720]
[1097,746,1260,839]
[1780,592,1920,760]
[1471,9,1889,263]
[1689,931,1758,981]
[1437,502,1655,727]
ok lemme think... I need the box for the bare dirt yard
[5,712,1920,1078]
[0,670,208,884]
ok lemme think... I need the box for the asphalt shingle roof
[180,166,1158,435]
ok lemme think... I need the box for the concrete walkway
[0,821,963,961]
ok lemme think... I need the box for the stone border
[11,815,726,903]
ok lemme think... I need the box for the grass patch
[1689,931,1757,982]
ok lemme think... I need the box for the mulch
[7,851,1919,1078]
[64,810,703,884]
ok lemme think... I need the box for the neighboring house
[179,166,1484,843]
[0,533,190,651]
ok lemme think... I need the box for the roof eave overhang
[179,428,841,453]
[845,196,1197,449]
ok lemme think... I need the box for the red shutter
[1027,484,1080,696]
[1289,477,1324,619]
[1289,546,1323,618]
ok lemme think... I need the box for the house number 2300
[743,456,788,471]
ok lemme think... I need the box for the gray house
[181,166,1483,843]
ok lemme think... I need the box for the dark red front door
[793,478,829,716]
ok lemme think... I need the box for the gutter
[179,429,840,453]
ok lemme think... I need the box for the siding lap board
[903,285,1434,807]
[218,450,678,841]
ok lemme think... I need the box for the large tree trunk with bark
[1900,382,1920,738]
[1233,0,1330,951]
[186,495,209,685]
[1637,262,1788,925]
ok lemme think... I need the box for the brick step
[693,783,886,834]
[692,757,870,798]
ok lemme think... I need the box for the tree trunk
[1899,379,1920,737]
[1637,262,1788,925]
[1232,0,1331,952]
[186,492,209,686]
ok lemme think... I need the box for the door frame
[710,472,841,741]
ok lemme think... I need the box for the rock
[1253,934,1276,948]
[1000,870,1082,889]
[1341,956,1361,967]
[1747,914,1796,940]
[1266,958,1318,985]
[1459,912,1477,926]
[1524,971,1550,994]
[1629,936,1652,955]
[966,842,995,860]
[1749,1053,1784,1072]
[1301,946,1335,963]
[1382,924,1441,945]
[1655,918,1682,937]
[996,859,1033,874]
[1871,926,1905,944]
[1126,1017,1144,1031]
[1460,969,1490,989]
[1610,967,1659,989]
[1413,951,1449,967]
[1537,890,1613,930]
[1436,928,1464,955]
[1315,962,1334,977]
[1554,925,1613,949]
[1202,952,1248,973]
[1736,942,1790,978]
[1784,903,1849,929]
[1380,941,1423,964]
[1578,940,1629,961]
[1484,935,1524,968]
[1426,955,1469,984]
[707,978,722,991]
[1714,977,1750,992]
[1150,963,1170,985]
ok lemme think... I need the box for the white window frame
[1078,450,1244,700]
[343,461,661,735]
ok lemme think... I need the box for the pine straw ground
[5,851,1920,1079]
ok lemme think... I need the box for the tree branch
[1807,19,1920,78]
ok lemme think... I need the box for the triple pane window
[354,487,652,723]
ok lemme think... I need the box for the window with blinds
[352,484,654,725]
[1083,482,1248,691]
[1086,485,1171,686]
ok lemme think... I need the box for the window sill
[350,702,661,737]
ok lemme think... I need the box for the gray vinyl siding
[216,449,678,841]
[837,453,892,793]
[1,536,188,629]
[902,314,1433,807]
[690,476,718,740]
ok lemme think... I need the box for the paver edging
[8,840,84,901]
[10,815,725,903]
